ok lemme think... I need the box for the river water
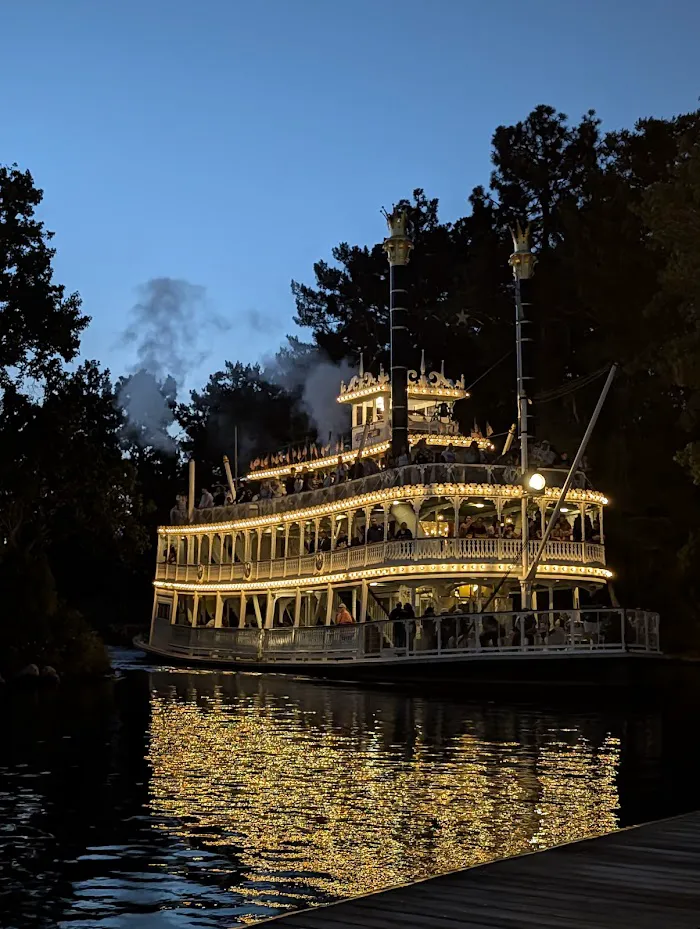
[1,649,699,928]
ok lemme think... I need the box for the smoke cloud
[267,341,353,442]
[300,357,354,440]
[117,277,226,452]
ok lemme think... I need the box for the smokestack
[509,221,536,472]
[382,208,414,459]
[188,459,196,521]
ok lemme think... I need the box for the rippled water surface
[1,649,698,928]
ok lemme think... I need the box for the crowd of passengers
[222,603,624,648]
[165,507,600,563]
[184,437,580,514]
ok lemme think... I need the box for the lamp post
[382,208,414,460]
[509,222,536,606]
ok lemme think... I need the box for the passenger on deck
[198,488,214,508]
[397,446,411,468]
[412,438,431,465]
[301,468,313,491]
[285,468,297,496]
[169,496,185,523]
[335,527,349,549]
[259,481,272,500]
[464,441,481,465]
[335,456,348,483]
[350,457,364,480]
[395,521,413,540]
[167,544,177,564]
[366,518,384,543]
[335,604,355,624]
[458,517,473,538]
[318,529,332,552]
[363,456,380,476]
[271,479,285,497]
[441,444,456,463]
[573,512,593,542]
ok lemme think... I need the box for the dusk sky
[4,0,700,394]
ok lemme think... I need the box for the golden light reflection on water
[147,674,620,912]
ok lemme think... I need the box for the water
[1,649,698,928]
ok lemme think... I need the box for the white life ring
[197,564,204,581]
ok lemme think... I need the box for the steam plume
[117,277,225,452]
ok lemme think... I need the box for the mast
[382,208,414,459]
[509,222,536,604]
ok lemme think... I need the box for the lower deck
[142,608,661,686]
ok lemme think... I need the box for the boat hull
[134,635,665,689]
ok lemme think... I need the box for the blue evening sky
[3,0,699,393]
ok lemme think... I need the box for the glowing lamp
[527,472,546,492]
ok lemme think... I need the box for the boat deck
[257,811,700,928]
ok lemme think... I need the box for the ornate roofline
[338,352,469,404]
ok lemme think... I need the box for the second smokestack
[382,208,414,459]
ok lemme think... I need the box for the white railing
[155,537,606,583]
[180,462,591,526]
[149,608,661,662]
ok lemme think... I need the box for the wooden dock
[259,811,700,928]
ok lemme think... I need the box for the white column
[360,579,369,623]
[171,590,179,625]
[238,590,246,627]
[351,586,357,620]
[192,592,200,626]
[599,504,605,543]
[325,583,334,625]
[452,496,460,537]
[214,593,223,628]
[363,507,372,565]
[244,530,251,562]
[294,588,302,626]
[265,591,274,628]
[252,594,263,628]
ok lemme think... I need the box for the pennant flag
[486,422,494,437]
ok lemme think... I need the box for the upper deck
[171,462,604,529]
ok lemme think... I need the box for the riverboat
[137,213,661,685]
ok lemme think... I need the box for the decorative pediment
[339,363,390,398]
[407,352,466,393]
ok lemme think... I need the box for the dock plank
[257,811,700,928]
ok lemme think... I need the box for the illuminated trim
[247,433,493,481]
[153,561,613,594]
[336,385,469,404]
[160,483,609,534]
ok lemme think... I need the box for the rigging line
[463,349,514,394]
[534,365,609,403]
